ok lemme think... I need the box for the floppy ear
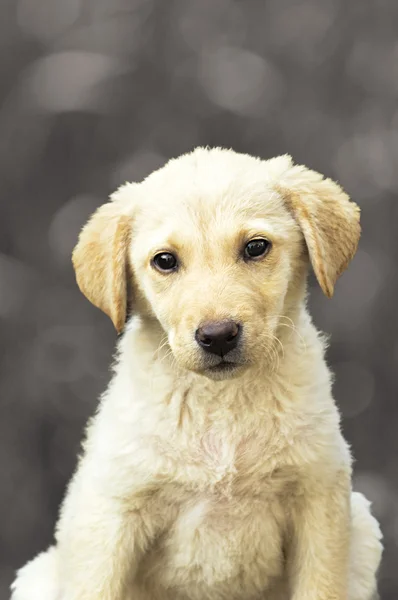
[72,188,135,333]
[275,158,361,297]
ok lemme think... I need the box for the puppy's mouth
[202,359,247,380]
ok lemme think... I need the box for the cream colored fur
[11,148,382,600]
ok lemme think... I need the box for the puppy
[11,148,383,600]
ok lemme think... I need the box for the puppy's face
[131,185,303,380]
[72,149,360,380]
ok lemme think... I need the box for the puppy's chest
[157,426,299,498]
[142,429,295,598]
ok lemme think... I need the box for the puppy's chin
[200,362,248,381]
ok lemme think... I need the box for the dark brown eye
[244,238,271,260]
[152,252,178,272]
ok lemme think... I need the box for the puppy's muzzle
[195,320,241,357]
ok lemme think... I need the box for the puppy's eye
[152,252,178,272]
[244,238,271,260]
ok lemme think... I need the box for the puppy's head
[72,148,360,380]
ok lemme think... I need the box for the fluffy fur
[11,148,382,600]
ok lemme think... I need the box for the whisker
[275,315,307,350]
[152,334,170,360]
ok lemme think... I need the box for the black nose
[195,320,241,357]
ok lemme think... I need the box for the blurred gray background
[1,0,397,597]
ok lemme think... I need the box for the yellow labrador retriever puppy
[11,148,382,600]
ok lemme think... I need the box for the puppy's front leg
[288,469,351,600]
[55,464,158,600]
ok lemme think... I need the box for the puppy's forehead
[136,149,292,230]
